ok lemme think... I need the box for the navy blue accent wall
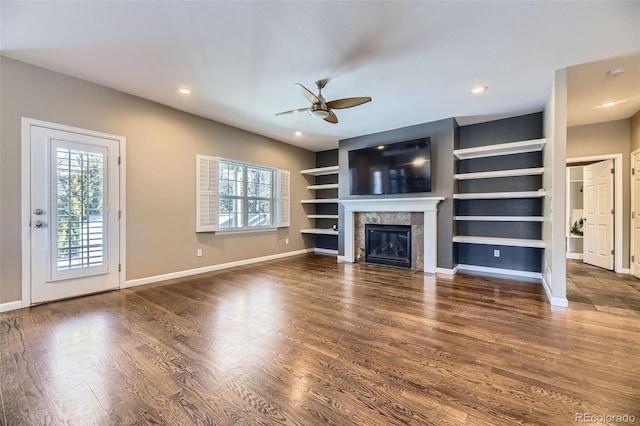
[457,112,543,149]
[457,221,542,240]
[457,152,543,173]
[316,149,338,168]
[457,199,543,216]
[457,245,543,272]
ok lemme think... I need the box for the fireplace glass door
[365,224,411,268]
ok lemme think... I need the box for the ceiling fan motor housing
[309,102,330,118]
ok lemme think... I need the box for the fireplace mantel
[340,197,444,273]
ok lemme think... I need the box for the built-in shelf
[455,216,544,222]
[300,165,339,176]
[566,165,584,260]
[453,138,546,160]
[453,190,546,200]
[307,183,339,190]
[315,248,339,256]
[301,198,339,204]
[301,160,339,247]
[453,235,546,248]
[454,167,544,180]
[301,228,338,235]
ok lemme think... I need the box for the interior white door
[632,151,640,278]
[29,124,121,304]
[583,159,614,270]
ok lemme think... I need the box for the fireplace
[340,197,444,273]
[365,224,411,268]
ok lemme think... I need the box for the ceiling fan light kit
[276,79,371,124]
[309,104,330,118]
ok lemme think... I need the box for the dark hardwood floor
[1,254,639,425]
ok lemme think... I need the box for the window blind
[196,155,219,232]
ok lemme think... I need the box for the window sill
[215,226,282,235]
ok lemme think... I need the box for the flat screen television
[349,137,431,195]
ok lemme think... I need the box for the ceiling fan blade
[324,111,338,124]
[296,83,320,104]
[275,107,309,116]
[326,97,372,109]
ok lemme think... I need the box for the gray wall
[0,56,315,304]
[567,118,631,268]
[632,110,640,152]
[338,118,456,269]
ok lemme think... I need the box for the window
[53,141,108,278]
[196,155,289,232]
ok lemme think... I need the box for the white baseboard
[0,300,23,313]
[618,268,631,274]
[566,253,583,260]
[436,266,458,275]
[541,275,569,307]
[314,248,338,256]
[457,264,543,280]
[337,255,347,263]
[123,249,313,289]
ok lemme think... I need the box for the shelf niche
[453,113,545,278]
[301,150,339,253]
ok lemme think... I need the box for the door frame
[630,147,640,278]
[566,153,623,273]
[20,118,127,307]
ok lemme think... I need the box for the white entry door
[27,122,122,304]
[632,151,640,278]
[583,159,614,270]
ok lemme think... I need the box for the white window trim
[196,155,290,233]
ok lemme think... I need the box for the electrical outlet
[493,249,500,257]
[285,238,289,245]
[197,249,203,257]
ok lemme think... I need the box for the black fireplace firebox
[365,224,412,268]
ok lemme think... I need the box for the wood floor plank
[1,254,639,425]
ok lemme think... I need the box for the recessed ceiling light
[377,145,385,150]
[178,87,192,95]
[471,85,488,95]
[593,99,627,109]
[294,131,302,137]
[607,67,624,77]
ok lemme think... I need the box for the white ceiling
[567,53,640,128]
[1,1,639,151]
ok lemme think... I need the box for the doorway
[21,119,126,305]
[631,148,640,279]
[566,154,623,273]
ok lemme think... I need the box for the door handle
[33,220,47,229]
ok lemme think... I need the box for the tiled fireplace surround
[357,213,423,268]
[341,198,444,273]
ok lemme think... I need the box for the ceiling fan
[276,79,371,124]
